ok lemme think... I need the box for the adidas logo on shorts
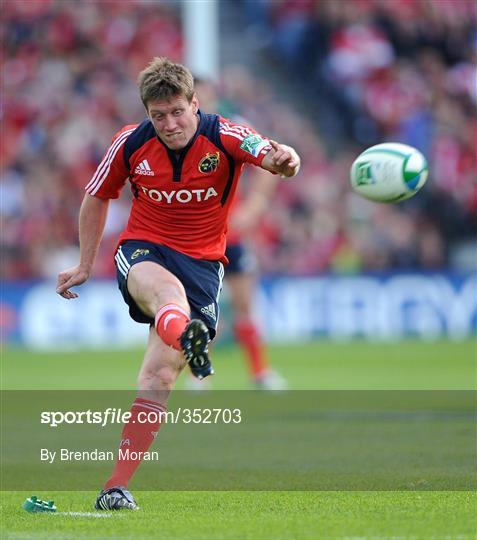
[134,159,154,176]
[200,303,216,321]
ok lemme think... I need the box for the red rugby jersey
[85,112,271,263]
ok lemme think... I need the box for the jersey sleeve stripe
[220,126,248,139]
[220,127,246,139]
[219,122,252,139]
[86,128,135,195]
[220,125,249,138]
[86,129,131,191]
[221,121,252,136]
[86,128,134,194]
[219,129,246,142]
[92,128,135,183]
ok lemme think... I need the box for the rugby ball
[350,142,428,202]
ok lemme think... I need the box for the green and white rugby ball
[350,142,428,202]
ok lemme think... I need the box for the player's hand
[268,140,300,178]
[56,265,90,299]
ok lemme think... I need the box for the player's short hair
[138,57,194,108]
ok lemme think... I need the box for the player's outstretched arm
[56,194,109,299]
[261,140,300,178]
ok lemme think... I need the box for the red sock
[104,398,166,489]
[155,303,190,350]
[233,319,270,378]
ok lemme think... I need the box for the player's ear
[191,94,199,114]
[144,102,152,119]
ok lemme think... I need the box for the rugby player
[56,57,300,510]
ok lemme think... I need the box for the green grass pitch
[2,339,476,539]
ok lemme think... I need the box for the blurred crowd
[2,0,183,278]
[240,0,477,272]
[1,0,476,280]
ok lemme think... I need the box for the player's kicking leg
[132,261,214,379]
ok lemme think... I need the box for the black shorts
[115,240,224,339]
[225,243,258,275]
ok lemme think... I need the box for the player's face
[147,94,199,151]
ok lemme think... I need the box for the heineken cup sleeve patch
[239,134,270,157]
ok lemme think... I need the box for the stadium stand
[1,0,476,279]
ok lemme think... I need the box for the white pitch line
[54,511,116,518]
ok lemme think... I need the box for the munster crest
[198,152,220,174]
